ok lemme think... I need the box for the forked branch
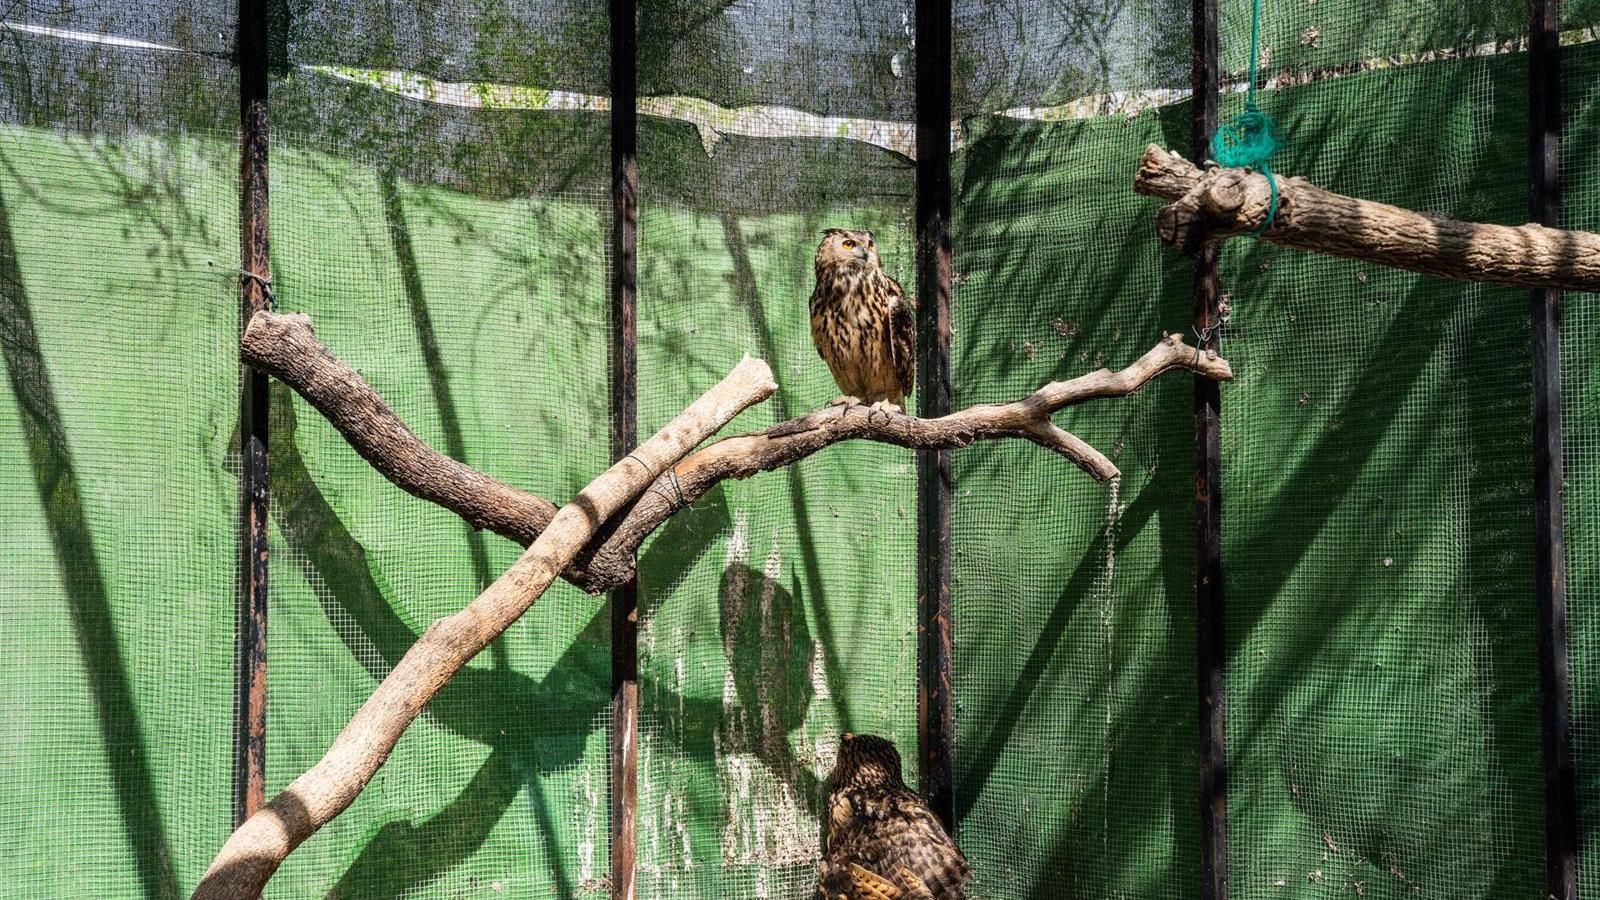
[192,356,777,899]
[243,312,1232,594]
[1134,143,1600,292]
[573,330,1232,591]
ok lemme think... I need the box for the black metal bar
[1192,0,1227,897]
[914,0,955,833]
[1529,2,1578,897]
[234,0,271,831]
[608,0,639,894]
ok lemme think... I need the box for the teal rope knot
[1211,102,1284,235]
[1211,0,1285,236]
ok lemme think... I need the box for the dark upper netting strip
[0,32,237,137]
[638,0,917,121]
[954,0,1190,114]
[284,0,609,94]
[272,70,609,200]
[0,0,236,56]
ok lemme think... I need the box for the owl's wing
[889,283,916,400]
[848,863,936,900]
[885,793,972,895]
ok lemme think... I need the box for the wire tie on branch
[625,451,656,479]
[239,270,276,311]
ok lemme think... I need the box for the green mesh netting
[1216,3,1543,895]
[261,5,615,893]
[1564,35,1600,900]
[2,0,1596,897]
[0,16,239,899]
[633,10,919,887]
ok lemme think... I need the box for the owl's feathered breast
[810,264,915,404]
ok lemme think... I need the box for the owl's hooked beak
[852,246,870,262]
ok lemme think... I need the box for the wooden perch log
[191,356,777,900]
[243,312,1231,594]
[1134,143,1600,292]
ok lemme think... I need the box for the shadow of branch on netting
[0,182,181,899]
[270,383,606,898]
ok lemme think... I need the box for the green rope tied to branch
[1209,0,1284,235]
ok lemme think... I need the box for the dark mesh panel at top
[639,0,916,119]
[1217,2,1543,896]
[1562,38,1600,900]
[1217,0,1522,76]
[950,1,1198,896]
[264,4,613,896]
[287,0,609,91]
[954,0,1190,114]
[635,3,917,897]
[0,0,234,55]
[0,6,239,897]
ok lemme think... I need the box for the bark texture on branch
[191,357,777,900]
[243,311,1232,595]
[240,311,557,544]
[1134,143,1600,292]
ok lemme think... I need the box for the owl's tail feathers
[847,863,936,900]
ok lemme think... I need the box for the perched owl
[818,733,971,900]
[810,229,916,412]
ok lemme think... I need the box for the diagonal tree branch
[192,355,777,900]
[1133,143,1600,292]
[243,311,1233,595]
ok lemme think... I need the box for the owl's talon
[828,395,862,408]
[862,400,902,425]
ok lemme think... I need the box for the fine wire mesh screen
[1564,17,1600,900]
[1216,1,1543,896]
[634,3,918,897]
[2,0,1599,897]
[949,1,1198,898]
[0,2,240,897]
[265,1,614,895]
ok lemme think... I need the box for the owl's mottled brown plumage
[810,229,916,410]
[847,863,935,900]
[818,734,970,900]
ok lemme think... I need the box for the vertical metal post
[1191,0,1228,897]
[608,0,639,894]
[1529,2,1578,897]
[914,0,955,832]
[235,0,271,831]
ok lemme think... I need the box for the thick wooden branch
[191,357,776,900]
[241,311,556,544]
[245,312,1230,595]
[571,331,1233,592]
[1134,143,1600,292]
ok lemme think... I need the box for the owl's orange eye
[842,239,855,249]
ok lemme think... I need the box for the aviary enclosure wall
[4,1,1600,898]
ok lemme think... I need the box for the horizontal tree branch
[1133,143,1600,292]
[192,356,777,900]
[243,312,1231,595]
[572,330,1231,591]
